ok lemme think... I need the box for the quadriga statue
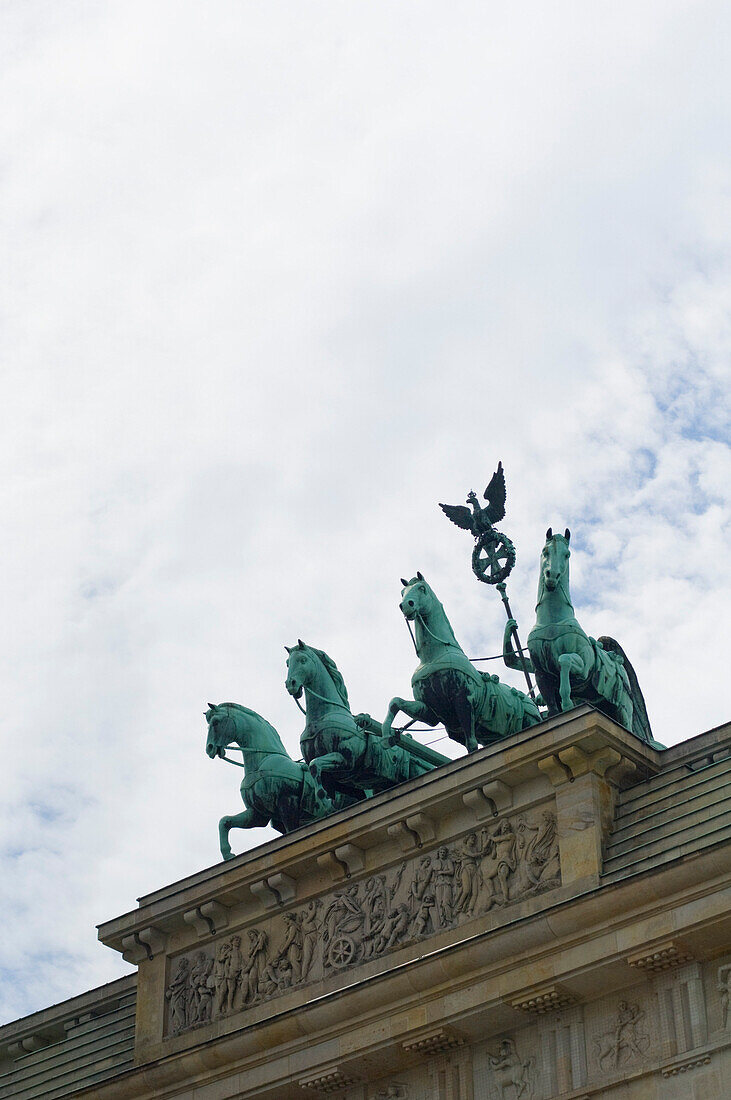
[383,573,540,753]
[503,528,659,744]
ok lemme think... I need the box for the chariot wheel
[326,934,360,970]
[471,530,516,585]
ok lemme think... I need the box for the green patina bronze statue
[285,640,448,804]
[503,528,659,744]
[440,461,516,585]
[205,703,349,859]
[384,573,540,753]
[205,468,663,860]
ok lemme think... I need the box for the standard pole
[496,581,537,703]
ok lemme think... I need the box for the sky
[1,0,729,1024]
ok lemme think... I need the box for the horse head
[206,702,288,759]
[284,639,314,700]
[399,571,435,622]
[285,641,350,707]
[540,527,571,593]
[205,703,238,758]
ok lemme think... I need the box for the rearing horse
[384,573,540,752]
[205,702,340,859]
[285,641,441,804]
[503,529,655,743]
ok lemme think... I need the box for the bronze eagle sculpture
[439,461,507,538]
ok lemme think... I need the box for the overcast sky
[1,0,729,1024]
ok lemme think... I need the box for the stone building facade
[2,706,730,1098]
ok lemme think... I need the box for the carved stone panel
[474,1032,539,1100]
[164,809,560,1038]
[588,998,652,1076]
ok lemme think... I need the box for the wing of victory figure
[440,461,507,537]
[439,462,515,584]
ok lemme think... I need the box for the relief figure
[362,876,388,958]
[594,1001,650,1070]
[214,939,241,1016]
[488,1037,533,1099]
[453,832,481,916]
[269,913,303,987]
[374,903,411,953]
[481,819,517,908]
[243,929,269,1003]
[299,900,321,979]
[519,810,560,888]
[412,892,435,937]
[188,951,213,1025]
[165,957,192,1034]
[432,847,456,927]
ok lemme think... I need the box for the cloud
[0,1,729,1022]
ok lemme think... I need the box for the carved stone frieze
[164,808,560,1037]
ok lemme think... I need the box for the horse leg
[309,752,349,802]
[218,808,269,861]
[557,653,585,712]
[454,686,478,752]
[384,697,438,746]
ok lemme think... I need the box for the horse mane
[215,703,287,751]
[308,647,350,706]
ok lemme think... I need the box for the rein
[220,751,246,769]
[216,744,288,769]
[291,683,352,715]
[416,611,459,649]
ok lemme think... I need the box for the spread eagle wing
[439,502,474,531]
[483,461,506,524]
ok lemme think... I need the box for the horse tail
[597,637,654,744]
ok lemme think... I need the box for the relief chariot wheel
[471,530,516,585]
[326,933,361,970]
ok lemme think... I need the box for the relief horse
[384,573,540,752]
[285,640,442,804]
[503,529,656,743]
[205,702,341,859]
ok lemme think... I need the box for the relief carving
[453,832,481,917]
[165,809,560,1036]
[593,1001,650,1071]
[188,951,213,1025]
[165,957,191,1034]
[488,1037,534,1099]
